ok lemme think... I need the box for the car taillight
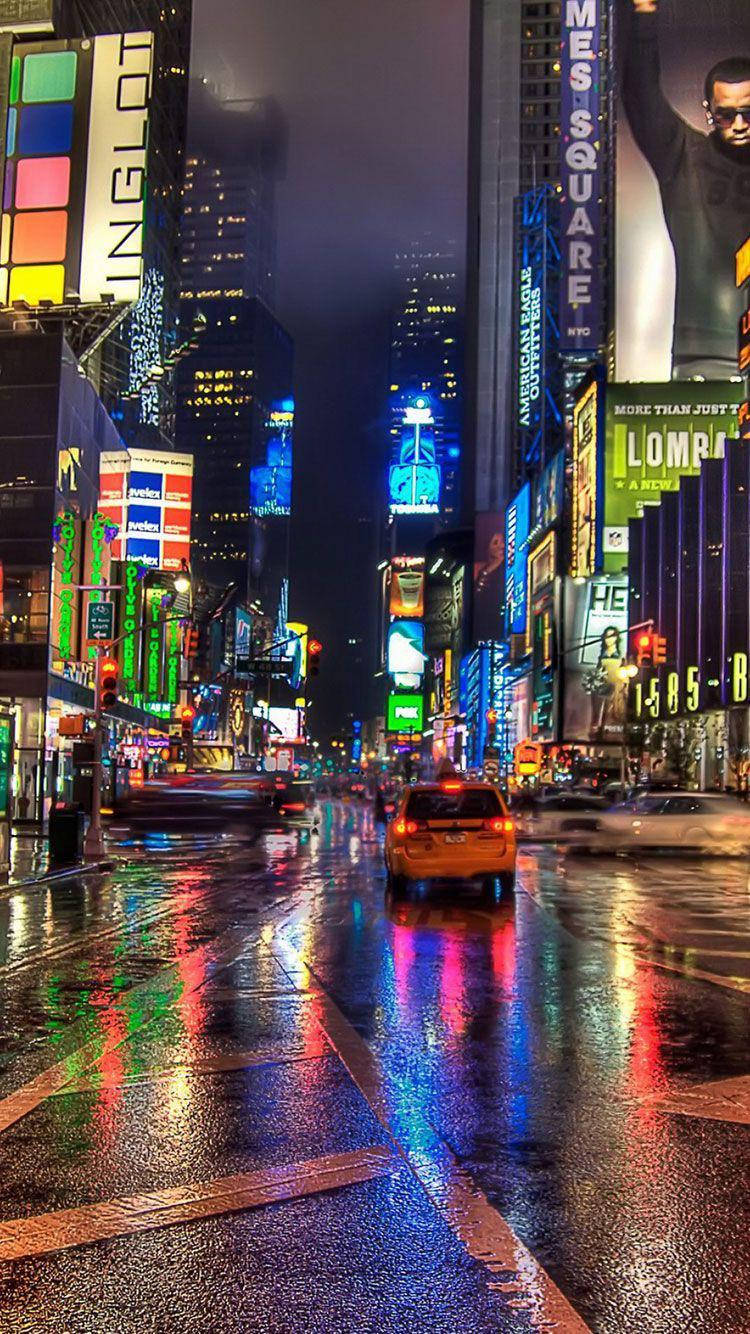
[440,781,462,792]
[484,817,514,833]
[283,802,306,812]
[394,818,419,835]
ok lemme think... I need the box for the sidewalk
[0,830,109,892]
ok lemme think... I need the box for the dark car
[272,780,314,817]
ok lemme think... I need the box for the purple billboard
[559,0,603,353]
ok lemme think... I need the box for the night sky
[192,0,469,735]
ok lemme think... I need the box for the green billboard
[603,383,743,571]
[0,715,11,822]
[387,692,423,734]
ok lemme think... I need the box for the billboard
[387,620,425,679]
[386,691,424,734]
[560,0,603,352]
[603,382,742,565]
[389,398,441,515]
[250,405,293,517]
[0,32,153,310]
[505,483,531,635]
[473,512,504,644]
[531,450,565,538]
[571,377,601,578]
[100,448,193,571]
[616,0,748,381]
[389,557,424,618]
[563,575,629,743]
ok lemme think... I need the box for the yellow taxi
[385,779,516,896]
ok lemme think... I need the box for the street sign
[86,601,114,642]
[251,658,294,676]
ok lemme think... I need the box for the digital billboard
[616,0,748,381]
[560,0,603,352]
[571,377,601,579]
[389,399,441,515]
[0,32,153,310]
[389,557,424,618]
[563,575,629,744]
[505,483,530,635]
[473,512,504,643]
[250,405,293,517]
[387,620,425,679]
[531,450,564,538]
[603,382,743,566]
[386,692,424,734]
[99,448,193,572]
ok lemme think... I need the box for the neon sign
[518,266,542,430]
[56,509,77,661]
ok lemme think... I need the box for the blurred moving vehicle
[385,780,516,895]
[572,791,750,855]
[515,792,608,842]
[272,779,314,817]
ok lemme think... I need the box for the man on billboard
[623,0,750,377]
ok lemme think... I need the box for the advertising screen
[473,512,504,643]
[250,406,293,517]
[0,32,153,310]
[268,707,300,743]
[386,692,424,734]
[389,400,441,515]
[616,0,748,381]
[603,382,742,565]
[505,483,531,635]
[531,451,565,538]
[387,620,425,678]
[389,557,424,618]
[571,378,601,579]
[563,575,629,743]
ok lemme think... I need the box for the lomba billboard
[616,0,749,381]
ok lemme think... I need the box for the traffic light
[181,705,195,741]
[183,622,200,659]
[485,708,498,726]
[654,635,667,665]
[308,638,322,677]
[99,658,118,712]
[635,631,653,668]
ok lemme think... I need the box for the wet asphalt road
[1,799,750,1331]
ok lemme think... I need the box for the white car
[516,793,608,842]
[575,792,750,856]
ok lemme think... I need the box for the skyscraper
[175,297,293,608]
[181,81,286,309]
[388,238,463,525]
[465,0,566,512]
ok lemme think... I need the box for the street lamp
[173,559,191,597]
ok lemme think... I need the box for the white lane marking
[648,1072,750,1125]
[0,1147,396,1262]
[270,935,590,1332]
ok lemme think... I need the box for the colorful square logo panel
[99,449,193,572]
[0,32,153,309]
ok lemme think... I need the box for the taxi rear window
[405,789,502,821]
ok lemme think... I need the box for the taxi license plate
[445,833,466,844]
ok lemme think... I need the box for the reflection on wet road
[0,801,749,1331]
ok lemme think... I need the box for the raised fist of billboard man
[631,0,657,11]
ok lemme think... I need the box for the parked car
[571,791,750,855]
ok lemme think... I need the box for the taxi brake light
[440,781,462,792]
[394,818,418,835]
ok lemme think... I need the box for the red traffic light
[181,706,196,722]
[99,658,118,711]
[485,708,498,725]
[308,639,322,657]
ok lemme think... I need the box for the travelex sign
[518,266,541,429]
[560,0,601,352]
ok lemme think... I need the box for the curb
[0,859,113,894]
